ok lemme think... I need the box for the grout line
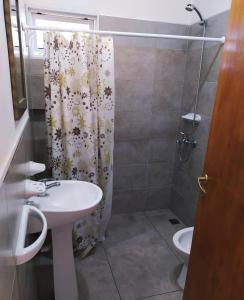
[143,210,183,262]
[134,289,182,300]
[102,244,123,300]
[104,210,183,300]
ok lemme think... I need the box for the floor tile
[104,212,155,249]
[144,210,185,260]
[106,231,180,300]
[143,291,183,300]
[75,245,120,300]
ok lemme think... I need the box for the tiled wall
[27,57,48,168]
[28,16,189,213]
[99,16,189,213]
[170,11,229,225]
[28,12,229,218]
[0,123,37,300]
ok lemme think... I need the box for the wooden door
[184,0,244,299]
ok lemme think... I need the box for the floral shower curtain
[44,32,114,258]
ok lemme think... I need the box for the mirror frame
[3,0,27,120]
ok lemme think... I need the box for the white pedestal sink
[28,180,103,300]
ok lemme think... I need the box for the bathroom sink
[29,180,103,230]
[28,180,103,300]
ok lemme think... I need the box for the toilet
[173,227,194,289]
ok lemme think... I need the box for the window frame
[26,8,99,58]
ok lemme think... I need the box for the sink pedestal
[52,223,79,300]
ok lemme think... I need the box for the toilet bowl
[173,227,194,289]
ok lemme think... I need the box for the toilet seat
[172,227,194,289]
[173,227,194,255]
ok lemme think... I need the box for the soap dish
[181,113,201,124]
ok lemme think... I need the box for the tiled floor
[76,209,185,300]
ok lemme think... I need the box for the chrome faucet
[38,178,61,196]
[176,132,197,148]
[46,182,61,189]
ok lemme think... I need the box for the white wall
[24,0,193,25]
[192,0,231,23]
[24,0,232,25]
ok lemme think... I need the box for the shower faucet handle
[176,132,197,148]
[176,132,187,144]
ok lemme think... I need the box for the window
[27,9,98,57]
[11,9,19,47]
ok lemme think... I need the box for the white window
[27,9,98,57]
[11,9,19,47]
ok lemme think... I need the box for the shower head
[185,4,194,12]
[185,4,205,25]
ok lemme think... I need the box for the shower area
[27,5,229,300]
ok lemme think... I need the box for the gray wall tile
[205,11,229,43]
[100,15,188,50]
[150,111,179,139]
[174,143,206,179]
[170,189,197,226]
[145,187,171,210]
[30,110,48,166]
[115,79,153,112]
[169,11,229,226]
[152,79,183,113]
[154,49,186,81]
[112,189,147,214]
[28,75,45,110]
[115,46,156,80]
[114,140,150,165]
[100,15,155,33]
[100,15,155,48]
[28,58,44,76]
[200,44,223,83]
[115,110,151,141]
[197,82,217,117]
[154,22,188,50]
[180,48,202,114]
[33,139,48,166]
[187,22,205,50]
[172,166,199,202]
[148,162,173,188]
[106,17,187,213]
[148,138,176,163]
[114,164,148,190]
[192,117,212,149]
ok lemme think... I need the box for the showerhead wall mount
[185,4,205,25]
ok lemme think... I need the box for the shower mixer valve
[176,132,197,148]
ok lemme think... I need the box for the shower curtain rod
[22,24,226,44]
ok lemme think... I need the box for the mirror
[4,0,27,120]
